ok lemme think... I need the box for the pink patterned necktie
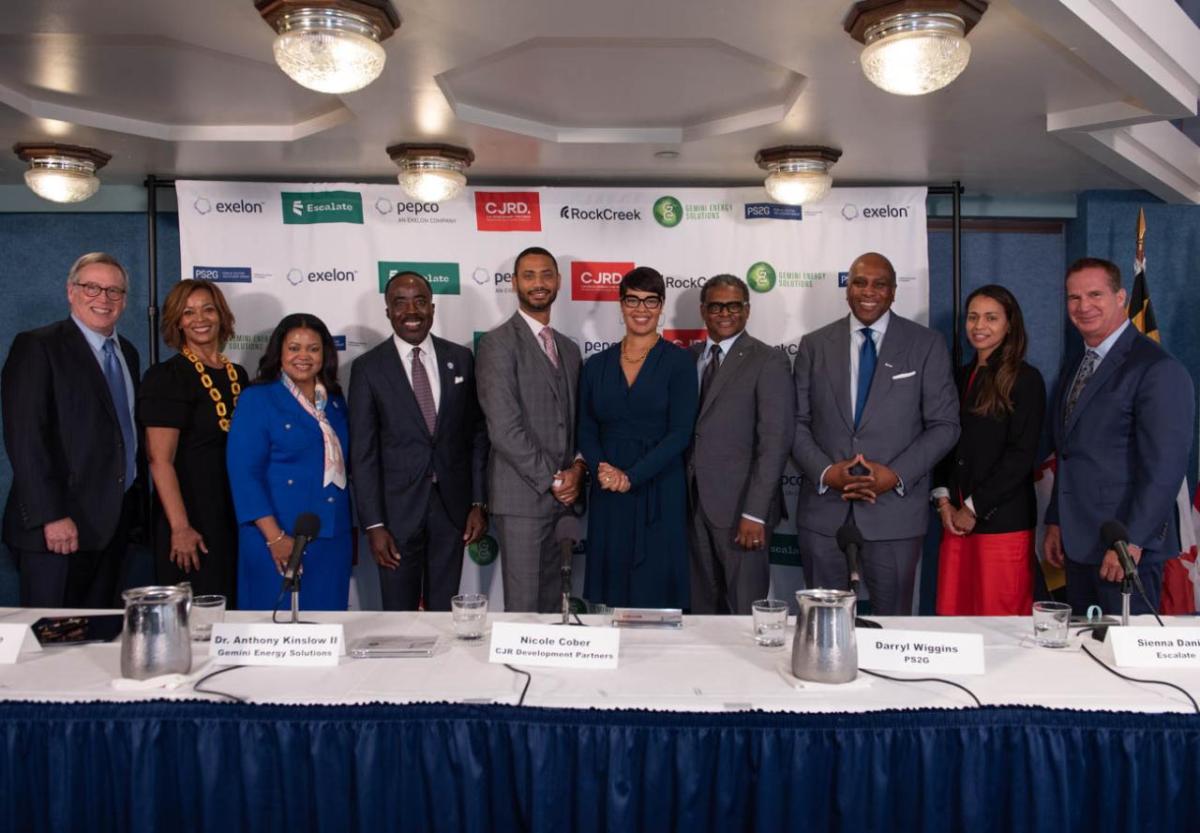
[538,326,560,369]
[410,346,437,435]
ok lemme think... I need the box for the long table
[1,609,1198,833]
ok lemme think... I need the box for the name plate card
[858,629,985,675]
[488,622,620,669]
[1108,627,1200,668]
[210,624,343,667]
[0,625,41,664]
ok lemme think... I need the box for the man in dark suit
[476,247,585,612]
[3,252,141,608]
[349,271,489,611]
[792,252,959,615]
[688,274,794,614]
[1044,257,1194,614]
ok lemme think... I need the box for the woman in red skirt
[933,285,1046,615]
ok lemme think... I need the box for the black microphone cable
[191,665,249,704]
[860,668,983,708]
[503,664,532,706]
[1080,643,1198,714]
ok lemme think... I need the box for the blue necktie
[854,327,876,429]
[102,339,136,488]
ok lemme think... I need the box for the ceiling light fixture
[387,143,474,203]
[14,142,111,204]
[756,146,842,206]
[844,1,987,96]
[256,0,400,94]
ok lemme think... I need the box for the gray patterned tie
[1064,349,1099,423]
[410,347,437,435]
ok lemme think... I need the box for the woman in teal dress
[579,267,698,609]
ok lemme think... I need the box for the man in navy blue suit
[1044,257,1194,614]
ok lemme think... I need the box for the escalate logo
[475,191,541,232]
[192,266,252,283]
[281,191,364,224]
[768,532,801,567]
[662,329,707,349]
[377,261,461,295]
[571,260,634,301]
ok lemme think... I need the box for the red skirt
[936,529,1035,616]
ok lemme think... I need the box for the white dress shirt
[393,332,441,410]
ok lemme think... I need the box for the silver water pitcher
[791,589,858,683]
[120,585,192,679]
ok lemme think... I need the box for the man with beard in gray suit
[476,247,585,612]
[791,252,959,615]
[688,274,794,614]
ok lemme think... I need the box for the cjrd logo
[571,261,634,301]
[474,191,541,232]
[662,329,707,349]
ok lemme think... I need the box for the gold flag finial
[1135,207,1146,261]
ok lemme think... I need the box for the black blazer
[348,335,489,543]
[933,358,1046,534]
[2,318,141,551]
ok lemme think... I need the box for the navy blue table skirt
[1,701,1197,833]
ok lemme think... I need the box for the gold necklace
[621,335,659,363]
[181,347,241,431]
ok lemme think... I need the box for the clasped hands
[825,453,899,503]
[594,461,631,493]
[937,500,976,536]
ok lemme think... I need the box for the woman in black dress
[139,280,246,601]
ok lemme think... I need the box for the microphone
[836,522,864,591]
[1100,520,1143,588]
[283,513,321,589]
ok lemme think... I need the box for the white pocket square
[892,371,916,380]
[454,376,465,384]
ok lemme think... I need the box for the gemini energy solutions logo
[652,196,683,228]
[281,191,364,224]
[746,261,777,293]
[474,191,541,232]
[571,261,634,301]
[377,261,461,295]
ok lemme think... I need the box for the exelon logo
[193,197,264,215]
[286,267,358,286]
[281,191,364,225]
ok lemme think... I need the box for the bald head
[845,251,897,326]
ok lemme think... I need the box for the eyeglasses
[73,281,127,301]
[704,301,746,316]
[620,295,663,310]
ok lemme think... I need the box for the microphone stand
[1120,575,1132,628]
[287,573,302,625]
[557,538,581,626]
[849,578,882,629]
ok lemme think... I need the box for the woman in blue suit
[227,313,352,610]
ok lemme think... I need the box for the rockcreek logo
[475,191,541,232]
[747,261,833,291]
[377,261,461,295]
[468,534,499,566]
[559,205,642,222]
[192,266,252,283]
[744,202,802,221]
[665,275,707,290]
[281,191,364,224]
[662,329,707,349]
[374,198,455,224]
[287,266,359,286]
[840,203,909,221]
[571,260,634,301]
[653,195,731,227]
[192,197,265,215]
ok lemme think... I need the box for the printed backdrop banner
[176,182,930,610]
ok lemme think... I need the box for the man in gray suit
[476,246,585,612]
[688,274,794,614]
[791,252,958,615]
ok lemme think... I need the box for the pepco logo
[571,261,634,301]
[662,329,707,349]
[474,191,541,232]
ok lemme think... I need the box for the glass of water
[1032,601,1071,648]
[190,594,226,642]
[752,599,788,648]
[451,593,489,641]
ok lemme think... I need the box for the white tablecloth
[1,608,1197,713]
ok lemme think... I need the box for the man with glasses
[687,274,794,614]
[476,247,584,612]
[2,252,141,607]
[348,271,489,611]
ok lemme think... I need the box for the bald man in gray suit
[476,246,585,612]
[791,252,958,615]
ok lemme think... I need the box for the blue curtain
[2,701,1197,833]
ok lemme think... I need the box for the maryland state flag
[1128,208,1197,614]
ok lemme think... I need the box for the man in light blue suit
[1043,257,1194,614]
[791,252,959,615]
